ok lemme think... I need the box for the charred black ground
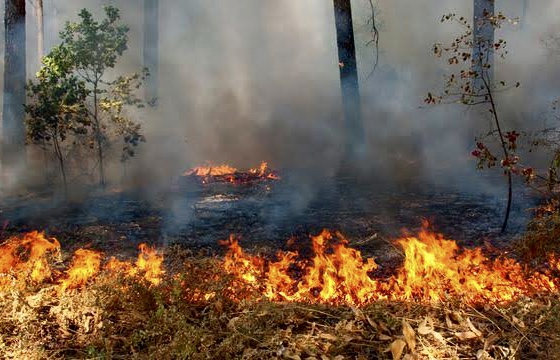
[0,169,537,262]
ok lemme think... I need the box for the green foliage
[25,5,147,189]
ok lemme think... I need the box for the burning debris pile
[182,161,280,185]
[1,227,560,358]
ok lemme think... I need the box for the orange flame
[0,231,60,288]
[184,161,280,184]
[393,228,555,302]
[105,244,164,285]
[249,161,280,180]
[222,230,382,306]
[59,249,102,290]
[134,243,165,285]
[221,226,559,306]
[184,164,237,177]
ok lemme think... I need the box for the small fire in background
[183,161,280,184]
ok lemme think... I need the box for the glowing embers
[221,226,559,306]
[183,161,280,184]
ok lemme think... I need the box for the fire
[0,231,60,287]
[184,164,237,177]
[105,243,164,285]
[221,226,560,306]
[59,249,102,290]
[2,227,558,308]
[393,228,556,302]
[0,230,165,292]
[222,230,382,306]
[134,243,165,285]
[183,161,280,184]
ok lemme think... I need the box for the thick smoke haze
[1,0,559,194]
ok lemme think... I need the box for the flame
[393,228,556,302]
[134,243,165,285]
[221,226,560,306]
[222,230,382,306]
[249,161,269,177]
[105,244,164,285]
[184,161,280,184]
[184,164,237,177]
[0,231,60,287]
[249,161,280,180]
[59,249,102,290]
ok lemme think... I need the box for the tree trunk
[2,0,27,175]
[36,0,44,63]
[521,0,528,29]
[143,0,159,106]
[333,0,364,158]
[473,0,495,89]
[93,80,105,188]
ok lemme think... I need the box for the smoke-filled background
[1,0,560,194]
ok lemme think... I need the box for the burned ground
[0,170,536,261]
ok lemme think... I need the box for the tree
[25,48,89,193]
[2,0,27,176]
[333,0,363,158]
[34,0,44,62]
[25,6,147,189]
[473,0,495,88]
[425,12,519,232]
[143,0,159,106]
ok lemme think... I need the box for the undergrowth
[1,251,560,360]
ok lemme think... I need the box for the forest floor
[1,172,559,359]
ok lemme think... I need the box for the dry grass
[1,249,560,360]
[517,209,560,261]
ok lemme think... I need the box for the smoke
[0,0,558,217]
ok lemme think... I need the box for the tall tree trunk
[93,79,105,189]
[2,0,27,176]
[36,0,44,62]
[473,0,495,90]
[333,0,363,158]
[143,0,159,106]
[521,0,528,29]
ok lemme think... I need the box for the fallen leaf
[390,339,407,360]
[430,331,446,344]
[476,349,493,360]
[466,318,482,337]
[366,316,378,330]
[417,317,432,335]
[511,315,526,329]
[351,307,364,320]
[454,331,480,341]
[445,314,454,328]
[319,333,338,342]
[402,319,416,350]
